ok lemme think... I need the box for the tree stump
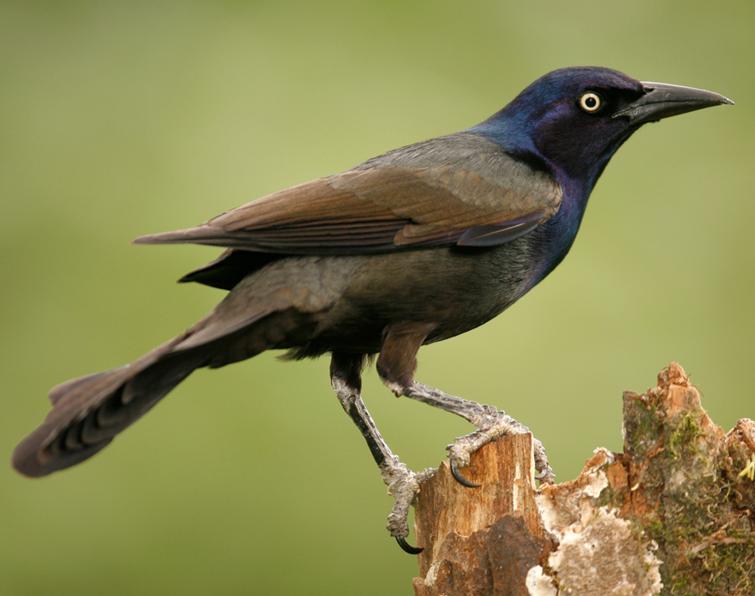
[411,363,754,595]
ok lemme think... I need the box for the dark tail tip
[12,419,113,478]
[11,338,204,478]
[11,435,47,478]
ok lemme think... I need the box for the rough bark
[412,363,754,595]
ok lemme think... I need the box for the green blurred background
[1,1,752,594]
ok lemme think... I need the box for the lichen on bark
[411,363,754,596]
[619,364,754,594]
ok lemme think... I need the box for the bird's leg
[377,323,555,485]
[330,352,433,554]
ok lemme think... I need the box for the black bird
[12,67,731,553]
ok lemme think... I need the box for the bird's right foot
[391,382,556,487]
[445,404,555,486]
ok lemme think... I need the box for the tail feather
[12,256,348,478]
[12,311,321,476]
[49,370,116,405]
[12,334,210,478]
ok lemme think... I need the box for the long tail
[12,334,212,477]
[12,261,330,477]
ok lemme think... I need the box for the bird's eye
[578,92,602,113]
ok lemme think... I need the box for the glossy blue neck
[468,118,598,213]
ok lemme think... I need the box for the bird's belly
[316,237,549,352]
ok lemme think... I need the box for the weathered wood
[411,363,754,595]
[413,434,549,596]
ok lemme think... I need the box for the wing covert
[135,134,561,254]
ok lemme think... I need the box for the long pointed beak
[613,81,733,125]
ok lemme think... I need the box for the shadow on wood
[411,363,754,596]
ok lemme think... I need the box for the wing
[135,133,562,254]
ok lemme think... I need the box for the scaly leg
[330,352,433,554]
[376,323,555,485]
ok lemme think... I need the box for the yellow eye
[579,92,602,113]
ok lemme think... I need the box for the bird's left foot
[446,404,555,486]
[381,459,435,554]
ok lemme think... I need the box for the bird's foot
[396,382,555,486]
[446,404,556,486]
[381,458,435,554]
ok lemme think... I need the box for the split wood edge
[411,363,754,596]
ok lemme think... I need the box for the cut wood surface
[411,363,754,596]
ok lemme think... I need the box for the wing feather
[135,135,561,255]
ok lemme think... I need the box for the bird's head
[474,67,733,192]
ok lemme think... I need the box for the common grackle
[12,67,731,553]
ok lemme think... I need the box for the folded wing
[136,136,562,255]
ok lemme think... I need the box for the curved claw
[450,460,480,488]
[395,536,424,555]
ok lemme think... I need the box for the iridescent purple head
[473,66,732,191]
